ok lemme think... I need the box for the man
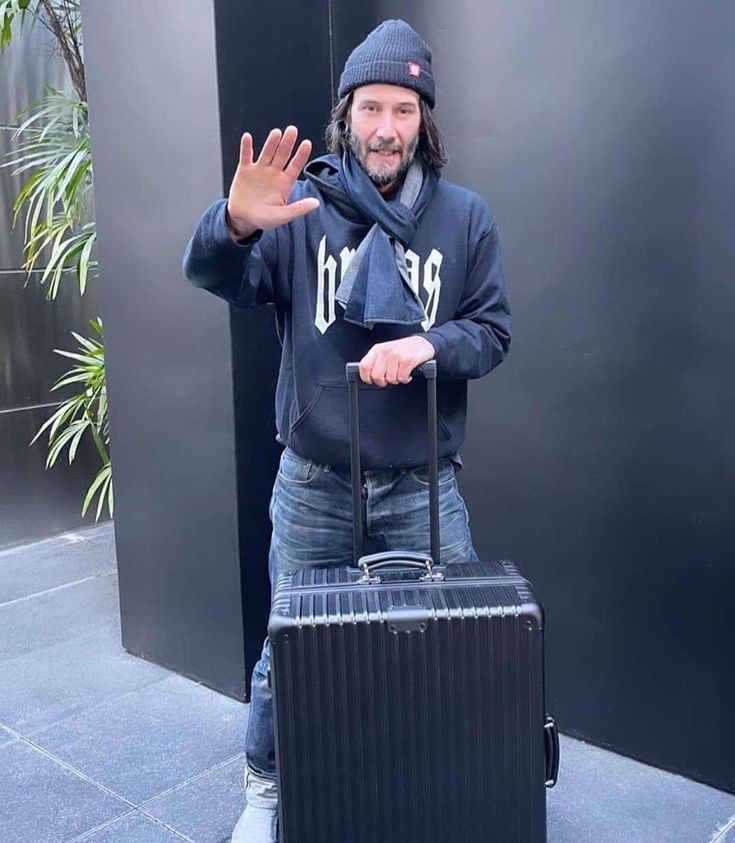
[183,19,510,843]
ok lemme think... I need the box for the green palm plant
[3,87,96,297]
[0,0,31,50]
[29,317,112,520]
[1,0,112,521]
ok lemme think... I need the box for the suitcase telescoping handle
[345,361,441,575]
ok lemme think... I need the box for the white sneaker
[230,802,278,843]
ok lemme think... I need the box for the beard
[347,130,421,187]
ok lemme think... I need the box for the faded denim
[243,446,480,805]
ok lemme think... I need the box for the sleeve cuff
[421,329,447,365]
[210,199,263,250]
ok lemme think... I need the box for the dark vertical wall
[213,0,333,691]
[1,13,104,548]
[331,0,734,792]
[82,0,245,696]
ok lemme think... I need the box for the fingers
[371,360,407,387]
[238,132,253,167]
[359,339,432,386]
[271,197,320,225]
[256,128,282,166]
[385,358,401,386]
[284,139,313,180]
[359,355,376,386]
[359,352,389,387]
[396,358,414,383]
[255,126,312,173]
[271,125,298,171]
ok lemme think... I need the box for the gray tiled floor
[32,674,246,805]
[71,811,188,842]
[0,624,168,734]
[1,738,129,841]
[0,524,247,843]
[140,756,247,842]
[1,522,734,843]
[548,736,735,843]
[0,722,17,747]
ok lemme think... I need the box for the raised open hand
[226,126,320,239]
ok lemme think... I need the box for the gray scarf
[335,158,427,329]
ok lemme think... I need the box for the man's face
[347,84,422,188]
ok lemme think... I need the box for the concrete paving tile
[0,570,120,662]
[547,735,735,842]
[141,755,246,843]
[0,523,116,603]
[0,723,17,747]
[0,739,128,843]
[80,520,115,543]
[0,624,171,734]
[710,814,735,842]
[31,673,248,805]
[71,810,187,842]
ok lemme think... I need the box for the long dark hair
[324,92,448,171]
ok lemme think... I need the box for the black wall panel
[213,0,334,694]
[214,0,401,690]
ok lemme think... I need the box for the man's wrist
[414,334,436,362]
[225,206,258,242]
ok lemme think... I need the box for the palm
[227,126,319,232]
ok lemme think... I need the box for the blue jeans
[243,446,480,802]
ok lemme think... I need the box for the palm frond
[82,461,113,522]
[1,88,93,297]
[32,319,112,519]
[0,1,37,51]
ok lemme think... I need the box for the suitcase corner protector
[520,601,544,630]
[267,613,292,641]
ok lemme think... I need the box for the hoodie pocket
[290,386,324,434]
[289,381,451,469]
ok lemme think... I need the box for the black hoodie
[182,155,511,469]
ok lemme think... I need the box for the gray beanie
[338,19,435,108]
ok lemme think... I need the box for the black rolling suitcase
[268,361,559,843]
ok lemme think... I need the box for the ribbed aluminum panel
[270,561,547,842]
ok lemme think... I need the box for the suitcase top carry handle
[345,361,440,568]
[357,551,445,584]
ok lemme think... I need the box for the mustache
[368,143,402,153]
